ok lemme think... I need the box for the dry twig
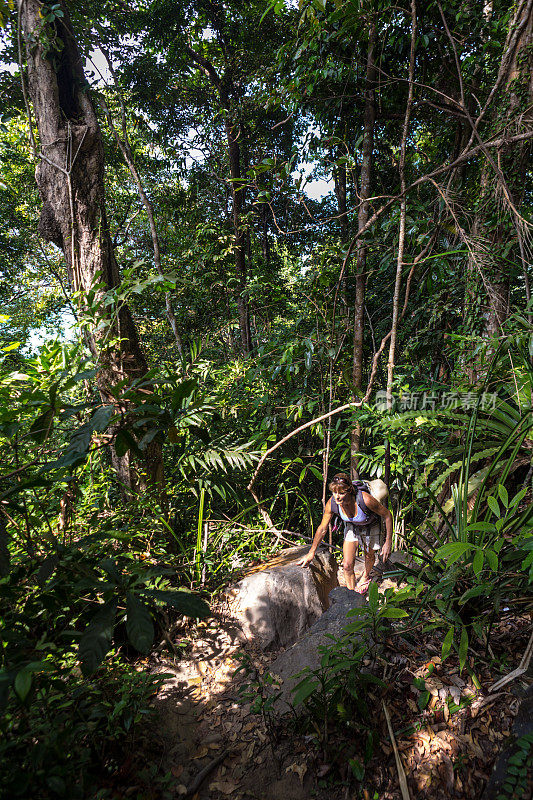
[382,701,411,800]
[489,628,533,692]
[184,747,232,797]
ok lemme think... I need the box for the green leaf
[459,626,468,674]
[458,584,490,605]
[497,484,509,507]
[308,465,323,481]
[138,428,159,450]
[441,626,454,661]
[79,600,117,676]
[140,588,210,618]
[379,607,409,619]
[509,488,527,509]
[126,593,154,654]
[14,669,32,701]
[487,496,501,517]
[91,405,114,431]
[292,677,317,706]
[468,522,496,532]
[436,542,474,564]
[472,548,484,576]
[172,379,197,409]
[114,429,138,458]
[368,581,378,612]
[418,690,431,710]
[349,757,365,781]
[29,408,54,443]
[61,423,92,455]
[485,549,498,571]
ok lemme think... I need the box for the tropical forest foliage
[0,0,532,796]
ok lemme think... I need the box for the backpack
[330,479,388,534]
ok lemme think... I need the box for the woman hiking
[298,473,393,594]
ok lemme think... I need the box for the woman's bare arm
[298,499,334,567]
[362,492,393,562]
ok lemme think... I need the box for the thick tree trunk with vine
[19,0,164,492]
[350,21,377,480]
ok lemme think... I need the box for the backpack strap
[329,495,339,532]
[329,481,378,526]
[352,481,376,520]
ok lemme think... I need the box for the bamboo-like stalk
[195,488,206,585]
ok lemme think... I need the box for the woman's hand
[380,538,392,563]
[297,551,315,568]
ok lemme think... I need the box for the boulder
[481,685,533,800]
[223,545,338,650]
[269,586,367,711]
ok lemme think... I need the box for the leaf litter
[134,592,531,799]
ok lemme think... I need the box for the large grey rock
[223,545,338,650]
[269,586,367,711]
[481,685,533,800]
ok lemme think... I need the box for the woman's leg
[355,547,375,591]
[342,538,357,590]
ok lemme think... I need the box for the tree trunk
[261,202,271,271]
[350,21,377,480]
[464,0,533,381]
[385,0,417,487]
[185,43,253,356]
[225,109,253,356]
[19,0,163,492]
[333,161,348,244]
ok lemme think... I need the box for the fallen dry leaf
[171,765,184,778]
[286,762,307,785]
[191,745,209,760]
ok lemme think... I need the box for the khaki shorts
[344,522,382,551]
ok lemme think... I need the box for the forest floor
[119,561,532,800]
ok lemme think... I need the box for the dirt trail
[148,610,312,799]
[143,559,531,800]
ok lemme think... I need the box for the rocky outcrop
[223,545,339,650]
[481,685,533,800]
[269,586,367,711]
